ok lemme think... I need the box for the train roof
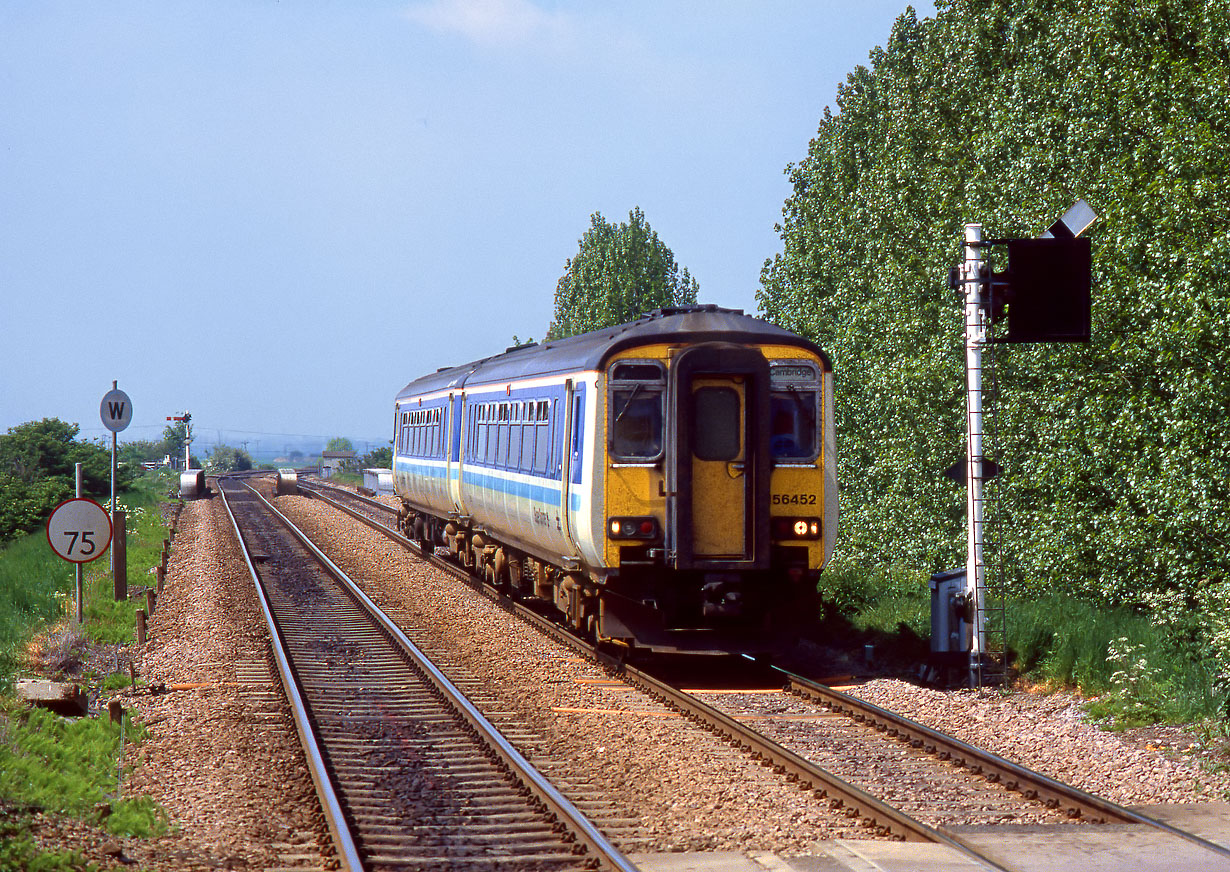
[395,305,828,401]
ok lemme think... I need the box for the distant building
[320,450,356,478]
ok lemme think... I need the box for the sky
[1,0,933,459]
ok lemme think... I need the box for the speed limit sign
[47,498,113,563]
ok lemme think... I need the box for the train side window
[534,411,550,474]
[520,422,532,472]
[608,360,665,462]
[508,421,521,471]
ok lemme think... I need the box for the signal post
[953,201,1096,687]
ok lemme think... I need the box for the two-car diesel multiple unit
[392,305,836,655]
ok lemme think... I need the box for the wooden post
[156,564,165,594]
[145,589,155,614]
[108,700,123,724]
[113,509,127,601]
[136,610,146,644]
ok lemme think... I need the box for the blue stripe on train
[397,459,579,511]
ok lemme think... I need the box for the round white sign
[100,388,133,433]
[47,498,113,563]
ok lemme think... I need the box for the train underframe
[399,503,818,656]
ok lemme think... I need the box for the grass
[0,700,168,837]
[818,560,1225,727]
[0,469,177,864]
[0,824,98,872]
[1007,594,1221,726]
[85,470,176,645]
[0,533,74,691]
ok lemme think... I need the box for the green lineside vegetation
[759,1,1229,705]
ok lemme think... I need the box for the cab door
[667,344,770,570]
[690,377,748,558]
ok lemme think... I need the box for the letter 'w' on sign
[100,389,133,433]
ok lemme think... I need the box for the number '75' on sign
[46,498,113,564]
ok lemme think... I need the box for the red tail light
[608,516,659,540]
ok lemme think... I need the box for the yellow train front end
[595,335,835,655]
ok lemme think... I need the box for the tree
[325,437,354,452]
[0,418,123,541]
[161,414,191,462]
[0,419,113,492]
[546,207,699,339]
[758,0,1230,622]
[206,444,252,473]
[119,440,165,467]
[360,444,393,469]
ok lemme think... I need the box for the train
[391,305,836,655]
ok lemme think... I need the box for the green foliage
[118,439,166,468]
[826,573,1222,724]
[325,436,354,452]
[101,671,133,692]
[0,475,70,545]
[0,821,97,872]
[759,1,1230,624]
[547,207,700,339]
[360,444,393,469]
[0,534,73,689]
[1007,594,1220,725]
[85,475,173,645]
[819,559,931,618]
[161,414,191,463]
[0,702,167,837]
[0,419,129,543]
[205,443,252,473]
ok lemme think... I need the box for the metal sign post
[48,480,113,623]
[962,225,988,687]
[101,382,132,593]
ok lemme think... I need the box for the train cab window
[770,362,821,462]
[608,360,665,462]
[692,387,741,460]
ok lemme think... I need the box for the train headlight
[608,516,659,540]
[771,517,822,541]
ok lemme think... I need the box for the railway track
[216,475,638,872]
[294,475,1230,871]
